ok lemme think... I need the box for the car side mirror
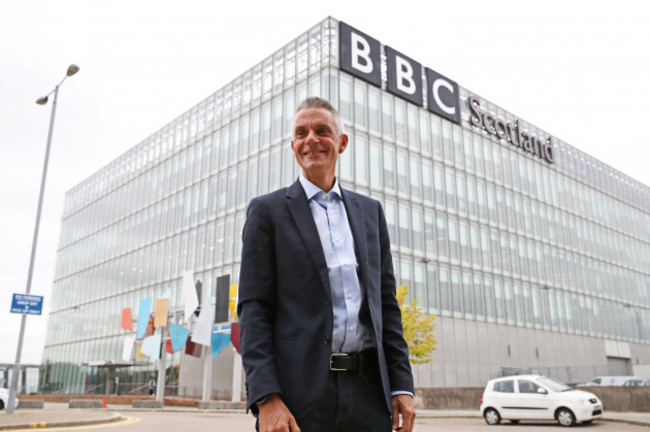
[537,388,548,395]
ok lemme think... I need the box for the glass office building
[42,17,650,394]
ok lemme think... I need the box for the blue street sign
[10,293,43,315]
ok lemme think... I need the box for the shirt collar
[299,173,342,201]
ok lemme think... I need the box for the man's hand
[391,394,416,432]
[258,393,301,432]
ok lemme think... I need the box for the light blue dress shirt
[298,174,371,353]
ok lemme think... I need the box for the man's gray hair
[293,96,346,136]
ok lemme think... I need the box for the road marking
[11,415,141,431]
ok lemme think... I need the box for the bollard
[102,395,107,408]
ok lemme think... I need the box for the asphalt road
[29,411,647,432]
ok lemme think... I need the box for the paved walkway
[1,403,649,430]
[0,407,120,430]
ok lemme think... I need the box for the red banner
[230,322,241,354]
[121,308,132,331]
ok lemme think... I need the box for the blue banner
[137,297,153,338]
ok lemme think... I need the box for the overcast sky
[1,0,649,365]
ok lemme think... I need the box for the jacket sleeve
[377,201,415,394]
[237,197,282,412]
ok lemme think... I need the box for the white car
[480,375,603,427]
[0,388,19,410]
[581,375,640,386]
[622,377,650,386]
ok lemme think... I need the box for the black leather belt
[329,349,376,373]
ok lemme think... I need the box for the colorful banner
[230,322,241,354]
[166,335,173,354]
[183,271,199,321]
[121,335,135,361]
[136,343,144,359]
[211,324,231,358]
[145,317,155,337]
[137,298,153,338]
[211,332,230,359]
[121,308,132,331]
[191,302,213,346]
[154,298,169,327]
[229,284,238,319]
[169,322,190,353]
[141,334,162,359]
[185,339,202,358]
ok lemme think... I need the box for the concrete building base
[131,399,164,409]
[197,401,246,410]
[18,399,44,409]
[69,399,102,408]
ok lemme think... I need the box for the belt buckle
[330,353,349,371]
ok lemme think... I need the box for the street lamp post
[6,64,79,414]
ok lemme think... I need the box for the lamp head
[67,64,80,77]
[36,96,49,105]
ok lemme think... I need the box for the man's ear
[338,134,349,154]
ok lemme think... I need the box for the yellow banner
[229,284,238,319]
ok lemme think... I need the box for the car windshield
[537,376,573,392]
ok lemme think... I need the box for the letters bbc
[385,46,423,106]
[426,68,460,124]
[339,21,382,88]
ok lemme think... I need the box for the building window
[398,203,411,249]
[355,133,368,185]
[369,139,382,188]
[383,145,396,191]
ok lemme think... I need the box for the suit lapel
[341,188,369,294]
[286,180,331,297]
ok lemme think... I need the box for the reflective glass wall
[337,76,650,341]
[43,17,650,392]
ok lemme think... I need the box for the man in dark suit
[238,97,416,432]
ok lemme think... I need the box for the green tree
[397,284,437,365]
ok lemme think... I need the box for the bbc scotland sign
[10,293,44,315]
[340,21,461,125]
[338,21,554,164]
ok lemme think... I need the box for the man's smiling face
[291,106,348,189]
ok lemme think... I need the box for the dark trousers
[320,369,392,431]
[281,354,391,432]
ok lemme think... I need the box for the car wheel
[484,408,501,425]
[556,408,576,427]
[0,399,4,410]
[510,420,520,424]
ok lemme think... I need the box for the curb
[601,418,650,428]
[0,412,122,431]
[108,407,247,415]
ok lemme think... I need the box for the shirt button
[347,293,352,299]
[349,326,354,332]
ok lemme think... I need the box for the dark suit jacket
[237,179,414,419]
